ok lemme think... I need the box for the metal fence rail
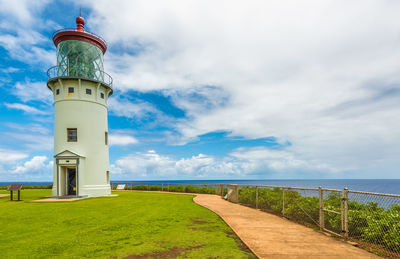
[110,181,400,258]
[345,189,400,257]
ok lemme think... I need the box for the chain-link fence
[235,185,336,233]
[321,188,343,236]
[282,187,321,230]
[346,190,400,258]
[229,184,400,258]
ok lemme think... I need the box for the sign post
[7,184,23,201]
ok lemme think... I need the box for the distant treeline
[113,184,218,194]
[0,185,53,190]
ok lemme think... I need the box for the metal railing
[110,181,400,257]
[47,66,113,87]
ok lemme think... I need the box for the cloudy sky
[0,0,399,181]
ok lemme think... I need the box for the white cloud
[11,156,52,175]
[11,81,52,103]
[4,123,50,135]
[109,134,139,146]
[0,0,49,26]
[108,97,176,129]
[0,148,28,163]
[108,97,158,120]
[0,0,55,67]
[83,1,400,177]
[0,29,54,66]
[5,103,48,115]
[111,147,340,180]
[5,132,53,151]
[1,67,19,73]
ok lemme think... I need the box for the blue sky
[1,0,400,181]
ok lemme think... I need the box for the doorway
[67,168,76,195]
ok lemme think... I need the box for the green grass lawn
[0,190,254,258]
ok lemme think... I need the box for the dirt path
[193,194,380,259]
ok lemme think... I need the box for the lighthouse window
[67,128,77,142]
[68,87,74,93]
[105,132,108,145]
[56,89,60,95]
[86,89,92,95]
[100,92,105,99]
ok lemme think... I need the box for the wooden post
[234,185,239,203]
[344,188,349,238]
[255,186,259,209]
[340,191,344,236]
[18,190,21,201]
[161,183,164,191]
[282,188,285,216]
[319,187,324,230]
[168,184,170,192]
[10,190,13,201]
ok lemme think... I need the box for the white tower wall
[49,79,112,197]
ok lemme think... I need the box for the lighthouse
[47,16,113,197]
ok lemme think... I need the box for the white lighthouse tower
[47,16,113,197]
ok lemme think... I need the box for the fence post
[168,184,170,192]
[319,187,324,231]
[216,184,223,196]
[161,183,164,191]
[340,191,344,235]
[344,188,349,238]
[282,188,285,216]
[220,184,224,196]
[256,186,259,209]
[228,184,240,203]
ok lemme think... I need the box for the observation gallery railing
[47,66,113,87]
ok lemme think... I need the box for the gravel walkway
[193,194,380,259]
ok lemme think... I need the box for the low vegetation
[0,185,52,190]
[120,184,217,194]
[0,189,254,258]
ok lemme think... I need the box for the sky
[0,0,400,181]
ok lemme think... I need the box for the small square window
[68,87,74,93]
[100,93,104,99]
[67,128,77,142]
[86,89,92,95]
[56,89,60,95]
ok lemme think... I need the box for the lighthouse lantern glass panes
[56,40,104,82]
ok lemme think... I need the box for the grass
[0,190,255,258]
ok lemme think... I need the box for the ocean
[1,179,399,195]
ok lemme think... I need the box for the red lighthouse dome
[52,16,107,54]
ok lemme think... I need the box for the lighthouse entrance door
[67,168,77,195]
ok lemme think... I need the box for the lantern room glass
[56,40,104,82]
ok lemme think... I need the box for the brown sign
[8,184,23,191]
